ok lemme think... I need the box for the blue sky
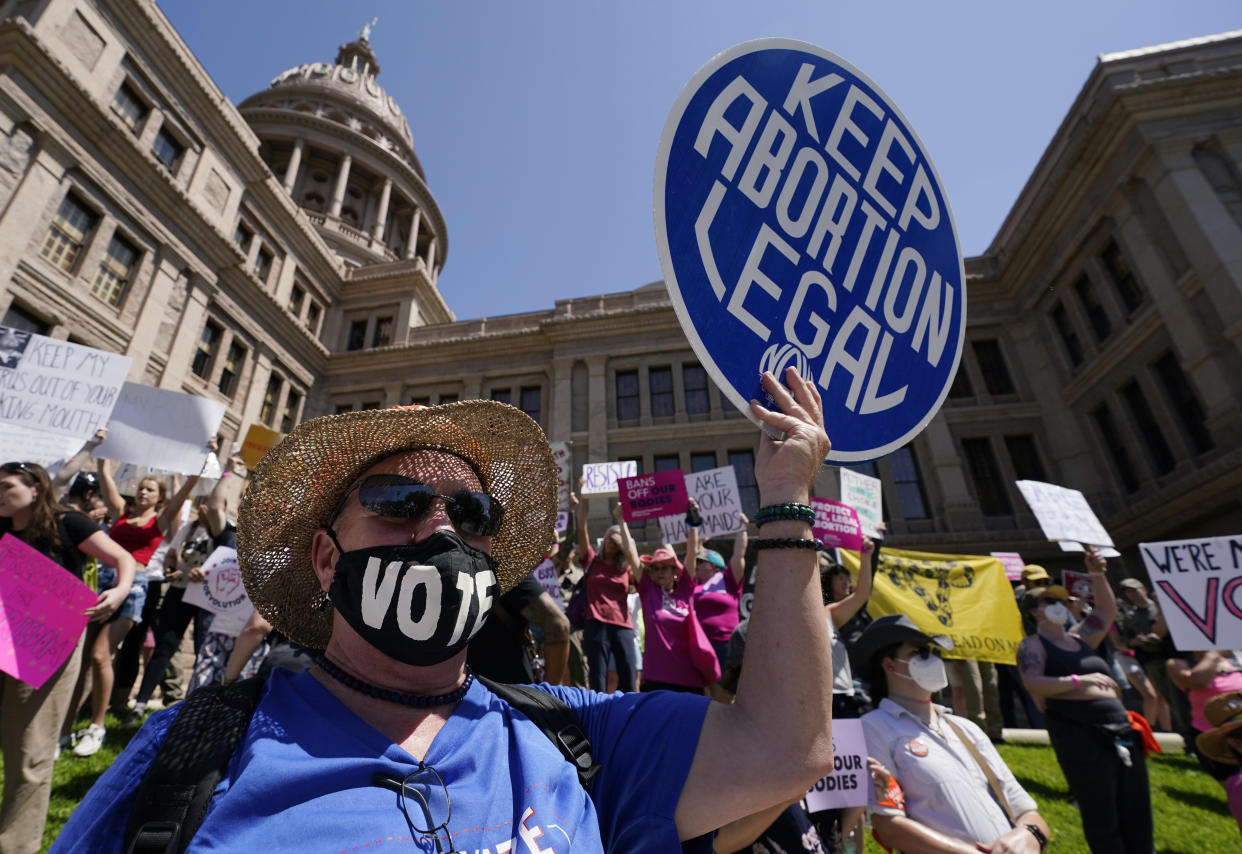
[158,1,1240,320]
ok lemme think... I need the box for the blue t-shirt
[52,669,710,853]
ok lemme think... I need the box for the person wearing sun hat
[1195,690,1242,833]
[854,615,1050,854]
[54,368,839,853]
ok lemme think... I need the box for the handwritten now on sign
[0,534,96,689]
[1142,535,1242,651]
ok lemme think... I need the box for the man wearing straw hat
[54,369,835,853]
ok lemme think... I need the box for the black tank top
[1038,634,1128,725]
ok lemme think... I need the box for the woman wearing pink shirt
[685,500,749,684]
[572,490,640,692]
[635,544,715,694]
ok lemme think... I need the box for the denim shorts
[98,566,148,622]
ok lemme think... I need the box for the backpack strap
[477,676,600,788]
[124,677,267,854]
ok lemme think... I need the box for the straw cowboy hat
[237,401,557,649]
[1196,691,1242,765]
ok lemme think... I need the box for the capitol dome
[239,34,446,272]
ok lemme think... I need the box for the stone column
[239,349,275,429]
[372,177,392,242]
[328,153,352,219]
[425,236,438,272]
[282,138,305,194]
[0,145,68,291]
[125,246,184,383]
[158,276,214,389]
[549,357,574,443]
[1148,142,1242,339]
[405,208,421,260]
[585,355,610,528]
[1115,199,1240,437]
[460,373,482,402]
[921,416,979,532]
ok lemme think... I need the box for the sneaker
[55,734,72,759]
[122,706,146,727]
[72,724,106,757]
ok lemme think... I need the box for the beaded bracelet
[755,502,816,525]
[753,537,824,551]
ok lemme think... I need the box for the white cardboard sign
[580,460,637,496]
[840,469,883,538]
[658,465,745,545]
[1141,534,1242,651]
[0,423,85,467]
[0,326,130,439]
[94,382,226,475]
[550,441,572,510]
[182,546,254,637]
[1015,480,1113,548]
[805,718,869,810]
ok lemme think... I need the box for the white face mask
[894,652,948,693]
[1043,602,1070,624]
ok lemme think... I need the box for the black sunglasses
[329,473,504,538]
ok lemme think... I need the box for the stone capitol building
[0,0,1239,574]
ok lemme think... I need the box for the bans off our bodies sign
[655,40,965,463]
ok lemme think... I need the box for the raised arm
[202,453,242,537]
[572,481,589,557]
[613,502,641,577]
[1074,547,1117,648]
[827,536,874,627]
[728,515,748,583]
[675,367,835,839]
[684,500,701,570]
[52,428,107,490]
[157,473,200,536]
[95,457,125,520]
[222,609,273,685]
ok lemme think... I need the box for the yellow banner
[840,547,1023,665]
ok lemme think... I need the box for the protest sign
[531,557,564,608]
[94,382,226,475]
[840,469,883,537]
[0,534,97,689]
[182,546,252,625]
[555,511,569,534]
[1140,534,1242,651]
[550,441,572,509]
[805,718,869,810]
[811,497,863,551]
[240,423,282,469]
[619,470,689,524]
[991,552,1026,582]
[580,460,637,496]
[1015,480,1113,548]
[658,465,746,545]
[654,40,966,463]
[1057,540,1120,559]
[0,326,130,440]
[842,546,1022,664]
[1062,569,1092,601]
[0,422,85,467]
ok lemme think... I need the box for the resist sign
[655,40,965,463]
[1141,535,1242,651]
[0,534,97,689]
[619,470,689,523]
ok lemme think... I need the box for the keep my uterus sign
[655,40,965,463]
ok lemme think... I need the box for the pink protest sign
[811,498,864,551]
[991,552,1026,581]
[0,534,96,689]
[619,470,689,523]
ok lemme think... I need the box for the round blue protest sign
[655,39,965,463]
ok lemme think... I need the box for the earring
[317,591,332,610]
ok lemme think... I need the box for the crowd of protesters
[1,385,1240,853]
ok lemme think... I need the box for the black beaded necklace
[315,656,474,708]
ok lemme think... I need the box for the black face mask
[327,529,499,666]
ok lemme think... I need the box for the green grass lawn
[8,724,1239,852]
